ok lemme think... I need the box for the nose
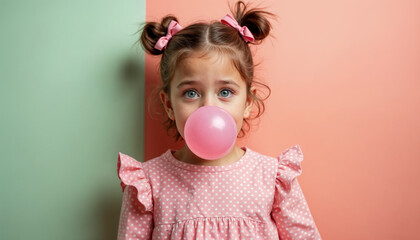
[201,94,215,107]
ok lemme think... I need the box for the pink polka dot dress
[117,145,321,239]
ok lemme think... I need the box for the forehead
[173,51,241,79]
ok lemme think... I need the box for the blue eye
[184,89,198,99]
[219,89,233,98]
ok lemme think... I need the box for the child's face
[160,51,253,140]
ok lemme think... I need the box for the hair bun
[232,1,274,43]
[140,15,179,55]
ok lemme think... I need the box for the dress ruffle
[275,145,303,192]
[117,152,153,212]
[153,216,277,239]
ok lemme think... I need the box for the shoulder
[245,147,276,167]
[244,148,279,179]
[141,150,172,174]
[118,150,170,177]
[245,144,304,175]
[247,144,303,164]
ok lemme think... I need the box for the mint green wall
[0,1,145,239]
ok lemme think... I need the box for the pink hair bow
[221,14,254,43]
[154,20,183,51]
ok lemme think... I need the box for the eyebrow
[176,80,200,89]
[176,80,240,89]
[217,80,240,88]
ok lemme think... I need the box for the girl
[117,1,322,239]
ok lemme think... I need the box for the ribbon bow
[154,20,183,51]
[221,14,255,43]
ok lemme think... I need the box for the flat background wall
[0,1,144,239]
[145,0,420,239]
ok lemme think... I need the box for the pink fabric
[221,14,255,43]
[117,145,322,239]
[154,20,183,51]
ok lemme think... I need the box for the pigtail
[140,15,179,55]
[232,1,274,43]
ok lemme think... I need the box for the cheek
[175,122,185,138]
[234,115,245,133]
[172,106,193,138]
[226,109,246,133]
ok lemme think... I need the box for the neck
[173,145,245,166]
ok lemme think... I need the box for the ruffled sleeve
[271,145,322,239]
[117,152,154,240]
[117,152,153,212]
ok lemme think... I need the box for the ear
[244,87,256,118]
[159,90,175,120]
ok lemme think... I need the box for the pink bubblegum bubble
[184,106,237,160]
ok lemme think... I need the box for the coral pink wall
[144,0,420,239]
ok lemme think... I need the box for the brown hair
[139,1,273,141]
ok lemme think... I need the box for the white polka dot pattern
[272,145,322,240]
[116,145,321,239]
